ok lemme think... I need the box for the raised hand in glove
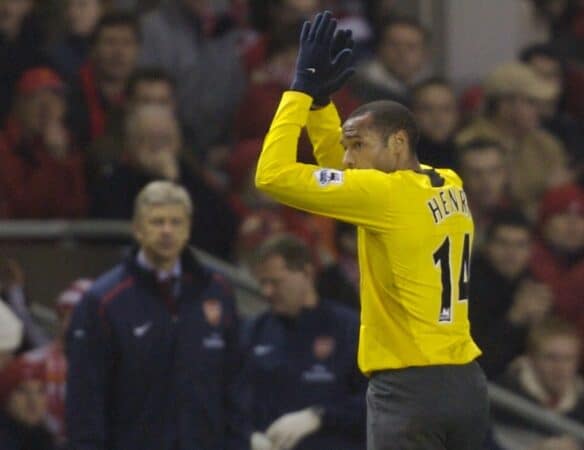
[313,28,355,107]
[290,11,355,104]
[265,408,322,450]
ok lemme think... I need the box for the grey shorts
[367,361,489,450]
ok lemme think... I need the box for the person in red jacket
[531,183,584,343]
[0,67,87,219]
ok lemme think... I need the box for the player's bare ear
[387,130,407,152]
[395,130,408,147]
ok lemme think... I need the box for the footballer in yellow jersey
[256,91,481,373]
[255,11,489,450]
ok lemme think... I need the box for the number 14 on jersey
[433,234,471,323]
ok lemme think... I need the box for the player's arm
[306,102,344,169]
[305,28,354,169]
[255,91,391,230]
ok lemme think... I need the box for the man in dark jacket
[469,211,553,379]
[66,181,249,450]
[243,234,366,450]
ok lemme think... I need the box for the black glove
[313,29,355,107]
[290,11,355,104]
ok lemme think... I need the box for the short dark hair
[375,16,429,48]
[457,138,505,165]
[348,100,420,152]
[484,210,532,242]
[90,11,141,47]
[126,67,176,98]
[527,316,581,355]
[256,234,312,271]
[411,76,455,107]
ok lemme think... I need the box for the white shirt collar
[137,250,182,281]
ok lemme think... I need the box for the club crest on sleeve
[202,299,222,326]
[313,336,336,360]
[314,169,344,187]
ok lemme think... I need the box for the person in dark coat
[67,12,141,148]
[66,181,249,450]
[410,77,460,170]
[47,0,104,82]
[469,211,553,379]
[90,104,239,260]
[242,234,366,450]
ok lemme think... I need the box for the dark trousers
[367,361,489,450]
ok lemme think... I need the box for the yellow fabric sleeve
[255,91,391,231]
[306,102,344,169]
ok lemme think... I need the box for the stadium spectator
[242,234,366,450]
[48,0,105,82]
[0,355,55,450]
[530,184,584,336]
[493,317,584,450]
[0,301,23,371]
[520,43,584,174]
[67,181,249,450]
[457,62,570,220]
[86,67,180,181]
[316,221,360,310]
[0,257,48,351]
[90,104,238,259]
[26,278,92,447]
[457,139,512,246]
[139,0,246,158]
[0,0,47,124]
[0,67,87,219]
[67,11,141,147]
[351,16,430,105]
[469,211,552,379]
[411,77,460,169]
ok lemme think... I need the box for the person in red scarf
[67,11,141,148]
[0,67,87,219]
[25,278,92,448]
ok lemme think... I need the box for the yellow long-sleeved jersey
[256,91,481,375]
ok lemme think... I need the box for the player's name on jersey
[427,188,471,224]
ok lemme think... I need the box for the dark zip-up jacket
[66,249,249,450]
[239,300,366,450]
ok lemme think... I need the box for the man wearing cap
[0,66,87,219]
[457,62,570,220]
[25,278,92,447]
[530,184,584,337]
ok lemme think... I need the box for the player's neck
[403,156,422,172]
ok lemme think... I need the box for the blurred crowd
[0,0,583,449]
